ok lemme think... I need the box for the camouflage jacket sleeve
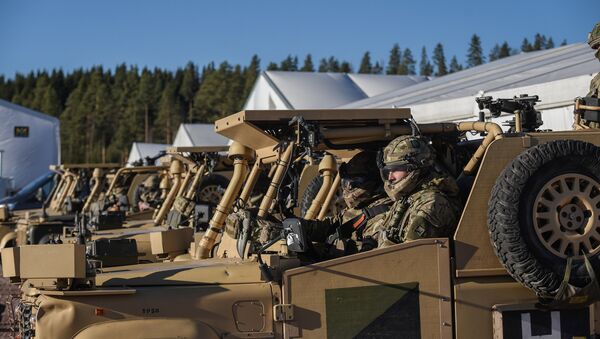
[588,72,600,97]
[401,190,460,241]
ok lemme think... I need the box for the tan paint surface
[283,239,452,338]
[454,131,600,275]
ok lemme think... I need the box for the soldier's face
[388,169,409,183]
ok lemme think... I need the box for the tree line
[0,33,563,163]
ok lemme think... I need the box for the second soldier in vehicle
[316,150,393,254]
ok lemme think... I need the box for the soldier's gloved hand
[359,237,378,252]
[301,219,338,243]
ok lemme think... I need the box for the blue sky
[0,0,597,77]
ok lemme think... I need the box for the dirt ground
[0,271,19,338]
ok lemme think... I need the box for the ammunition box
[91,211,125,230]
[19,244,86,279]
[150,227,194,255]
[87,238,138,267]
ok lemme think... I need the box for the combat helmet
[143,174,160,188]
[588,22,600,50]
[379,135,434,200]
[338,151,382,209]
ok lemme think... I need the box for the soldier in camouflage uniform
[372,135,462,248]
[315,151,393,253]
[135,175,161,211]
[579,22,600,128]
[226,151,392,255]
[587,22,600,98]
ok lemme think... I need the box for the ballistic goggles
[379,163,412,181]
[339,163,370,188]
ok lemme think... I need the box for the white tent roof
[244,71,429,110]
[0,99,60,196]
[126,142,169,166]
[341,43,599,111]
[172,123,230,147]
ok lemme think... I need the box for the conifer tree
[340,61,352,73]
[499,42,511,58]
[358,52,373,74]
[560,39,567,46]
[448,56,463,73]
[280,55,298,71]
[402,48,416,75]
[318,58,328,72]
[267,62,279,71]
[31,72,50,112]
[387,44,401,75]
[227,64,245,113]
[533,33,546,51]
[61,74,89,162]
[327,57,340,72]
[155,80,182,144]
[419,46,433,76]
[489,44,501,62]
[521,38,533,52]
[41,85,61,117]
[50,69,66,111]
[372,61,383,74]
[433,43,447,76]
[301,54,315,72]
[545,37,555,49]
[138,68,157,142]
[467,34,485,67]
[0,76,10,101]
[243,55,260,99]
[179,62,199,122]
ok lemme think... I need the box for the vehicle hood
[97,258,263,287]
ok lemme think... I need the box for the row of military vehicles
[2,94,600,338]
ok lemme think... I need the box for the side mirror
[283,218,307,253]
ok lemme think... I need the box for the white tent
[172,123,230,147]
[342,43,600,131]
[126,142,169,166]
[244,71,430,110]
[0,99,60,197]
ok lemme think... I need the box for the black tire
[488,139,600,296]
[300,175,344,218]
[195,174,229,206]
[300,176,322,217]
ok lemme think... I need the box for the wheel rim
[533,173,600,259]
[198,185,224,205]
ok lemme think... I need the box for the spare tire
[488,139,600,297]
[195,174,229,206]
[300,175,344,218]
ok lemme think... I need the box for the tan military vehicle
[61,146,235,267]
[1,163,121,247]
[5,99,600,338]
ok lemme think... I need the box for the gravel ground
[0,270,19,338]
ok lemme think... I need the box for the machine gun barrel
[475,94,542,132]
